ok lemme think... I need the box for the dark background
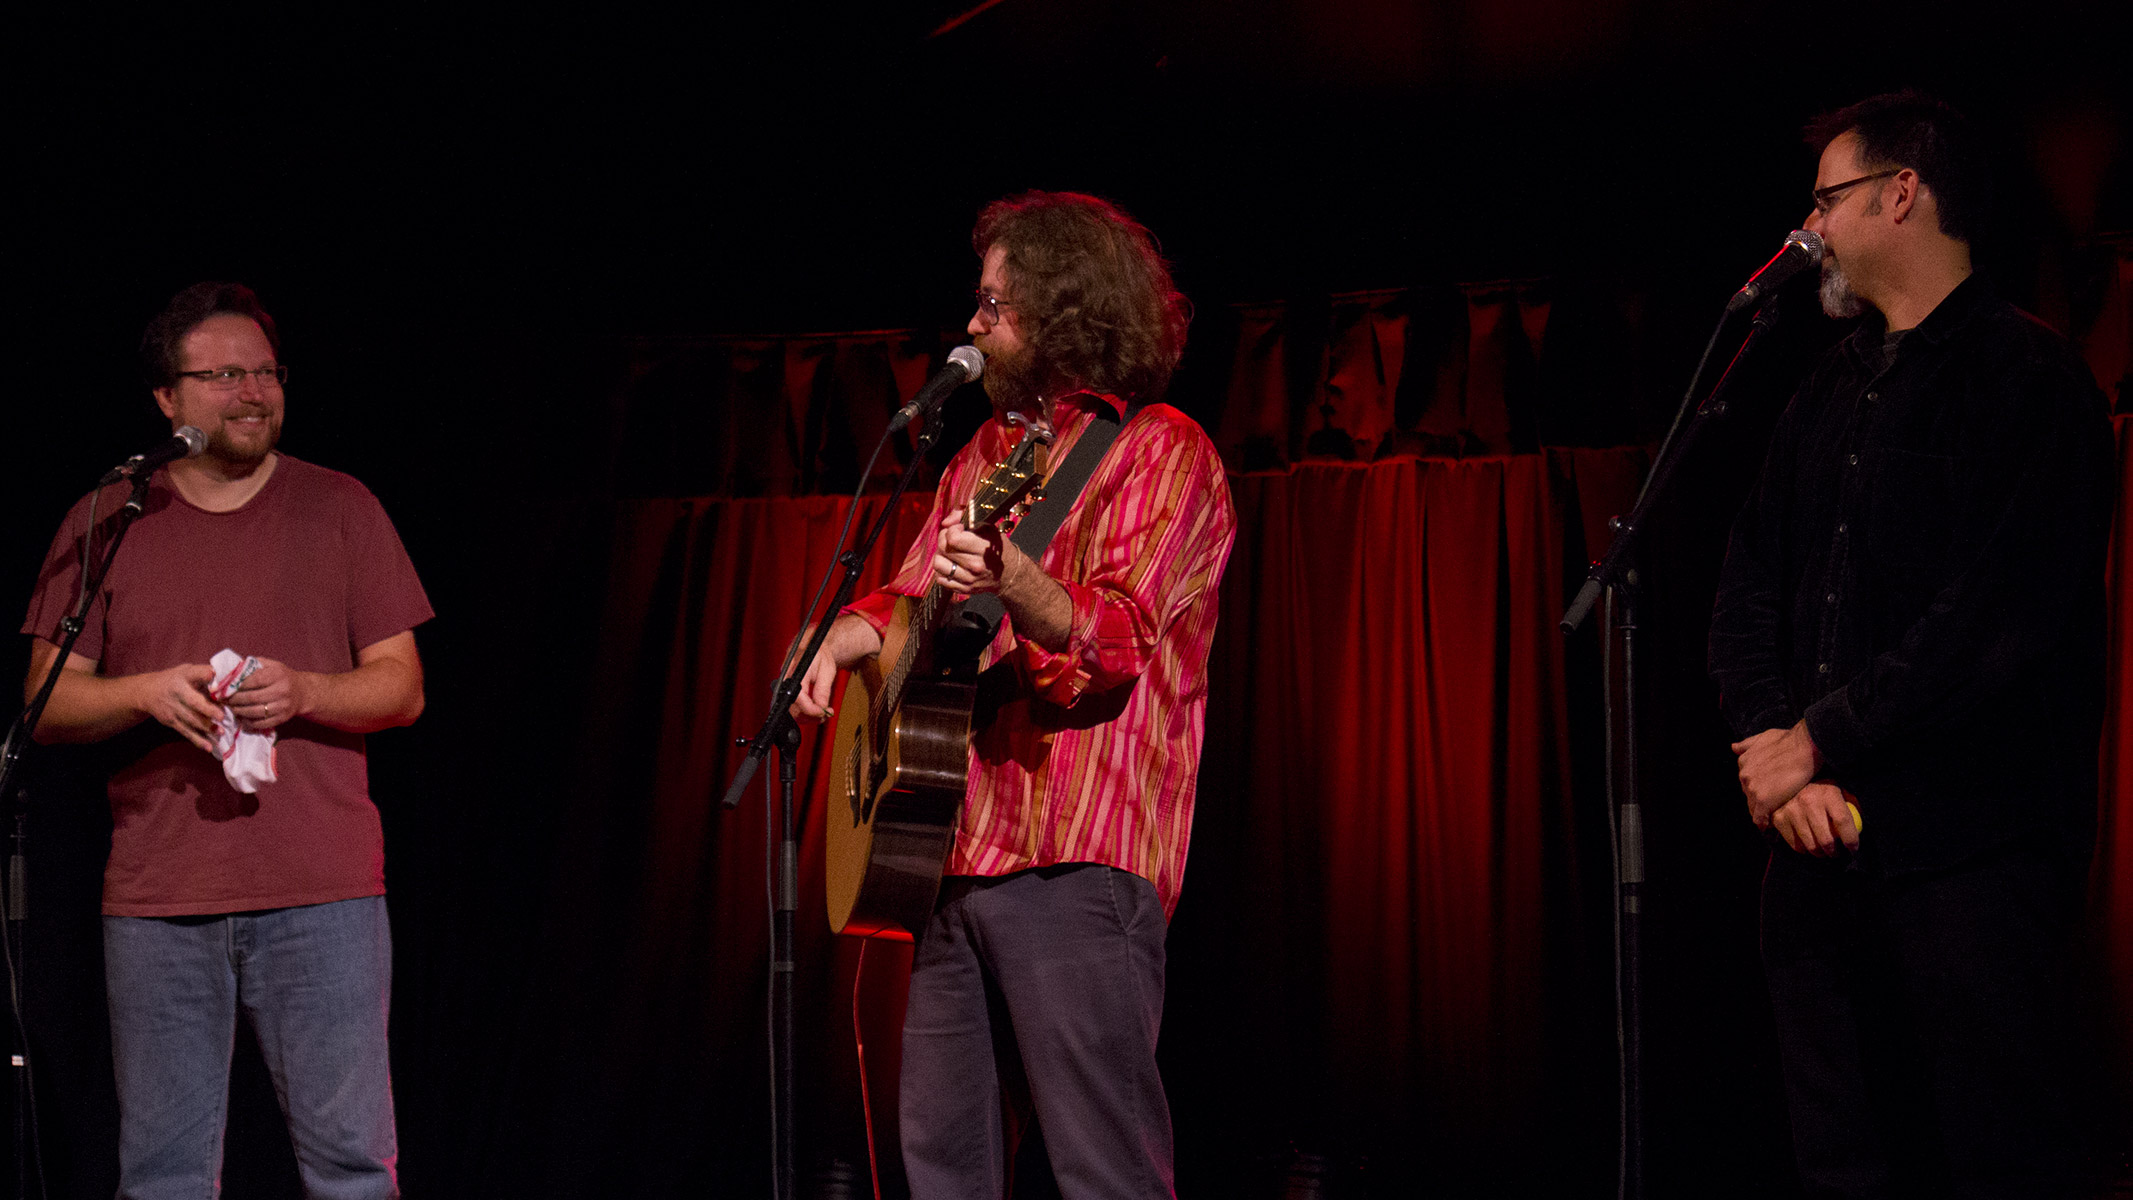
[5,2,2128,1196]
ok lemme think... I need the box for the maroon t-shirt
[21,455,434,916]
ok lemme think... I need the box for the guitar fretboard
[864,430,1043,763]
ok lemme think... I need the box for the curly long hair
[973,191,1188,403]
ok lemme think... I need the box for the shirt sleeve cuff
[1018,579,1107,704]
[1802,691,1868,770]
[840,590,899,635]
[1729,702,1799,742]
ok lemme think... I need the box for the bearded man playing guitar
[792,191,1234,1198]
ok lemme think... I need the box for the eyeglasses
[973,290,1017,326]
[175,365,289,389]
[1811,170,1899,216]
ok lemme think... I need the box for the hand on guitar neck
[789,616,883,723]
[791,423,1064,728]
[932,509,1073,652]
[787,507,1074,727]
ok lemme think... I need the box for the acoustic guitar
[826,420,1050,938]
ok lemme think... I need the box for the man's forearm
[30,670,150,744]
[999,547,1073,652]
[296,658,424,733]
[822,614,885,670]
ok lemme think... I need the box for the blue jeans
[104,896,400,1200]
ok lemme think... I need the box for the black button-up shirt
[1709,275,2115,875]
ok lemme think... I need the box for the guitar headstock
[962,419,1051,531]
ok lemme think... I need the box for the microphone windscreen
[176,426,208,456]
[947,344,984,381]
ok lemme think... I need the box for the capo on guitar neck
[1006,409,1055,441]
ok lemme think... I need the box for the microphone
[887,345,985,433]
[99,426,207,485]
[1726,229,1825,313]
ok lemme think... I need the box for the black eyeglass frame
[972,289,1018,325]
[1811,169,1900,215]
[173,365,290,387]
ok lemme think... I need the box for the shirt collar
[1841,271,1991,367]
[1053,389,1128,421]
[1907,271,1990,346]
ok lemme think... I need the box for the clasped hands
[1731,720,1857,857]
[140,658,310,755]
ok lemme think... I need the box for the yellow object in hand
[1845,801,1863,833]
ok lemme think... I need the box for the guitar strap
[947,399,1141,652]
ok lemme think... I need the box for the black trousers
[899,864,1174,1200]
[1760,841,2083,1199]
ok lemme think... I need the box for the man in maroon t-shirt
[20,282,431,1200]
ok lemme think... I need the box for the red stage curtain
[1180,448,1643,1165]
[559,447,1647,1187]
[1217,281,1558,465]
[551,420,2129,1190]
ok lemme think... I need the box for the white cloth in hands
[207,649,279,793]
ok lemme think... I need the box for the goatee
[1818,257,1866,320]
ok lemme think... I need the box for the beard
[1818,256,1867,319]
[206,410,281,465]
[980,339,1045,414]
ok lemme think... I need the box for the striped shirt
[844,392,1235,917]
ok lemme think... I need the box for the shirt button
[1865,391,1879,402]
[1847,454,1859,466]
[1825,592,1837,604]
[1818,662,1831,674]
[1836,523,1848,534]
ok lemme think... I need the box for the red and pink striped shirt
[845,391,1235,917]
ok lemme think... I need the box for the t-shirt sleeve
[19,488,116,660]
[341,487,434,653]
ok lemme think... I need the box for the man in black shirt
[1710,91,2114,1196]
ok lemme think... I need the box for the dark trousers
[899,864,1174,1199]
[1761,842,2082,1199]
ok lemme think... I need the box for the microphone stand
[719,410,947,1200]
[2,470,154,1200]
[1560,294,1785,1200]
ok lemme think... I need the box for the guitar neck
[874,581,956,737]
[866,422,1046,739]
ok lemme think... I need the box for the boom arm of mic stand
[1560,296,1783,634]
[719,418,947,809]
